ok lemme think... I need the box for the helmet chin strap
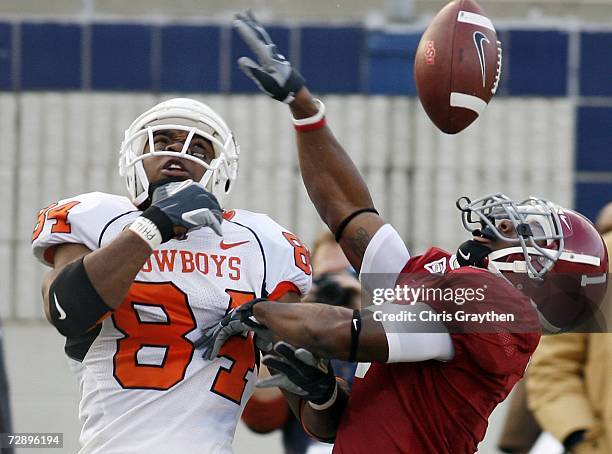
[456,239,493,268]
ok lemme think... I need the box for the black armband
[335,208,379,242]
[48,257,112,338]
[349,309,361,362]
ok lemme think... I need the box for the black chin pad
[456,240,493,268]
[472,226,497,241]
[136,177,190,211]
[148,177,188,198]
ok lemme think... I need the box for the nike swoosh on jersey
[473,31,490,87]
[54,293,67,320]
[220,240,250,250]
[458,249,471,261]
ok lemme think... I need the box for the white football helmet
[119,98,239,207]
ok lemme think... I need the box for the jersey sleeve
[229,210,312,299]
[31,192,137,267]
[360,224,410,276]
[359,224,411,294]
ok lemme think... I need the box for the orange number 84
[113,283,256,405]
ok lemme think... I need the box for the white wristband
[308,381,338,411]
[292,98,326,126]
[129,217,163,250]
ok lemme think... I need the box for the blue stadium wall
[0,21,610,220]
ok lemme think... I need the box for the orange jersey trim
[43,246,57,265]
[94,311,113,326]
[267,281,300,301]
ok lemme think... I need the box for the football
[415,0,502,134]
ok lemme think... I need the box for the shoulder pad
[32,192,136,266]
[226,209,312,298]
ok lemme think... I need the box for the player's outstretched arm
[41,180,223,337]
[198,295,387,363]
[290,89,386,271]
[233,11,385,271]
[253,300,388,362]
[198,297,453,365]
[251,299,454,365]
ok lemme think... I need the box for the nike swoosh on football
[54,293,67,320]
[473,31,490,87]
[220,240,250,250]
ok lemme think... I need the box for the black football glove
[195,298,274,360]
[257,341,337,406]
[141,178,223,242]
[233,10,305,103]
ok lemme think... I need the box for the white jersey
[32,192,312,454]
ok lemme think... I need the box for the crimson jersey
[334,247,540,454]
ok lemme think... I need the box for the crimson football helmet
[119,98,239,208]
[458,193,608,332]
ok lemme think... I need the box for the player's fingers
[273,341,298,362]
[201,348,212,360]
[233,20,269,61]
[237,58,278,98]
[198,338,215,359]
[235,11,274,46]
[193,324,219,349]
[201,329,229,360]
[294,348,318,367]
[237,57,262,78]
[202,317,223,332]
[192,334,209,349]
[189,208,223,236]
[152,179,194,203]
[257,375,306,396]
[234,11,249,22]
[207,214,223,236]
[256,374,285,388]
[206,338,224,360]
[200,344,214,360]
[261,354,298,377]
[182,208,214,230]
[228,319,250,335]
[254,333,273,353]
